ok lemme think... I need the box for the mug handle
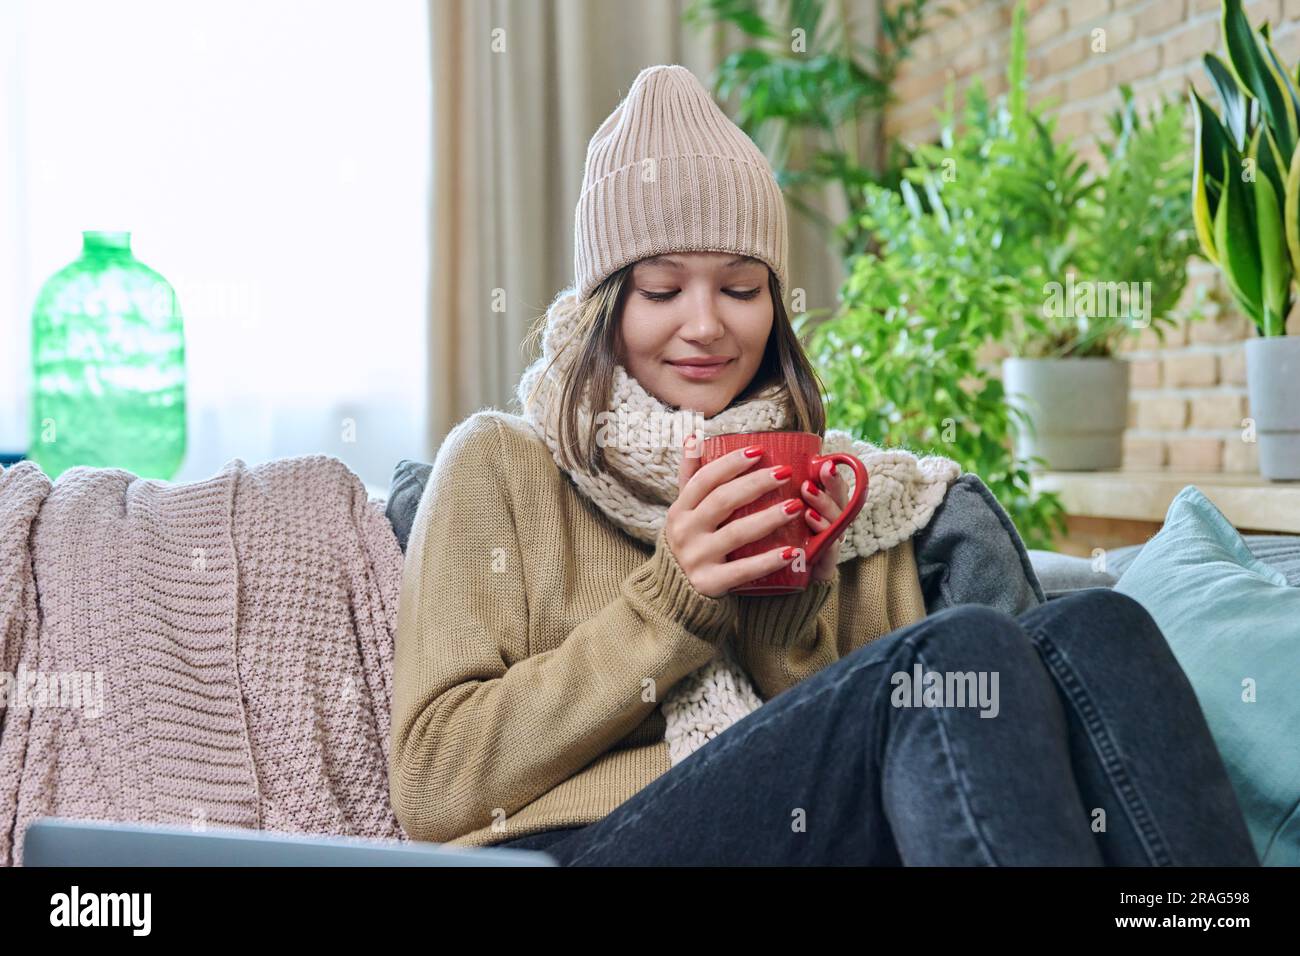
[803,453,869,567]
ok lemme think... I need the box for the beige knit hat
[573,64,789,303]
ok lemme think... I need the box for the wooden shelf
[1031,470,1300,534]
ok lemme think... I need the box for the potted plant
[1000,75,1197,470]
[804,0,1196,550]
[982,0,1197,471]
[1191,0,1300,479]
[998,78,1195,471]
[803,0,1080,544]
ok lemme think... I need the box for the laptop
[23,817,558,867]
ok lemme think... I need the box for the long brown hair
[522,260,827,497]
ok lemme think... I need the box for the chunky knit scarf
[517,287,961,764]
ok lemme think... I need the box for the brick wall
[885,0,1300,474]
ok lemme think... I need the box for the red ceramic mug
[698,430,869,595]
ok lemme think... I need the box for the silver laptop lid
[23,817,558,867]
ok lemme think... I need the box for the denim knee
[830,603,1041,719]
[890,602,1034,671]
[1044,586,1152,619]
[1022,587,1167,650]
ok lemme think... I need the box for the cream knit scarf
[517,287,961,764]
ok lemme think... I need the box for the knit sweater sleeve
[730,565,839,701]
[731,538,926,700]
[389,413,739,844]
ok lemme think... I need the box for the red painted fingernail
[743,445,764,458]
[808,509,821,522]
[782,498,803,514]
[804,479,818,496]
[771,464,793,481]
[781,546,797,560]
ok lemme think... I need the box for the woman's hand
[800,460,849,583]
[666,432,808,598]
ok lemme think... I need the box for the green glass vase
[29,231,187,480]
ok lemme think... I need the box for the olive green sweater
[389,409,928,848]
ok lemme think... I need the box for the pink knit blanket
[0,455,408,865]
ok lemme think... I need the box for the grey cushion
[911,473,1047,617]
[386,459,433,554]
[1029,533,1300,598]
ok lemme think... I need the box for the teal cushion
[1114,485,1300,865]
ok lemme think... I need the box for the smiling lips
[667,356,733,380]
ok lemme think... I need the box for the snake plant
[1191,0,1300,337]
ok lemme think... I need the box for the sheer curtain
[0,0,430,494]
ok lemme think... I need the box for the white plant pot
[1002,356,1129,471]
[1245,336,1300,480]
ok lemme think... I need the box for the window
[1,0,430,494]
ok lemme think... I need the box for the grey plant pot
[1245,336,1300,481]
[1002,356,1129,471]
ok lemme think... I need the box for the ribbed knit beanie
[573,64,789,303]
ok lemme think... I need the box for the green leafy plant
[801,176,1068,546]
[803,0,1197,547]
[898,2,1196,358]
[1191,0,1299,336]
[1079,90,1201,355]
[684,0,940,271]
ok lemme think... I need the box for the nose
[681,288,725,343]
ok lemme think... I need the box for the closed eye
[638,288,761,302]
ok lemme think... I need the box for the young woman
[389,64,1258,866]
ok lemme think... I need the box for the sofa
[5,450,1293,865]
